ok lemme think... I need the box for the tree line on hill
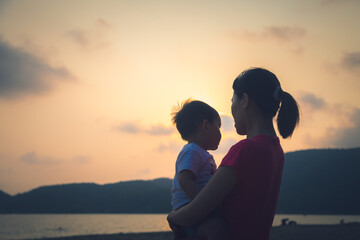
[1,148,359,214]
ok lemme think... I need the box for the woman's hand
[167,210,176,226]
[167,166,237,226]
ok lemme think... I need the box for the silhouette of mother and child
[167,67,300,240]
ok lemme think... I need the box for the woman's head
[232,67,300,138]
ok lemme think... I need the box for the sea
[0,214,359,240]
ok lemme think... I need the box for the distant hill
[0,190,11,199]
[0,148,359,214]
[0,178,172,213]
[277,148,360,214]
[0,190,12,212]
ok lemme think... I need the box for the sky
[0,0,360,195]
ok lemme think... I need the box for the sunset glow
[1,0,360,195]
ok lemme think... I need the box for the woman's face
[231,92,246,135]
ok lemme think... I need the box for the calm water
[0,214,359,240]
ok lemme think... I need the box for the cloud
[20,152,61,165]
[298,92,327,110]
[147,124,175,135]
[136,168,151,176]
[231,25,306,55]
[304,106,360,149]
[241,25,306,42]
[116,122,141,134]
[0,37,72,99]
[291,92,360,149]
[263,26,307,41]
[66,30,89,46]
[66,18,114,50]
[330,108,360,148]
[289,46,305,55]
[341,51,360,71]
[0,0,10,14]
[116,122,175,136]
[117,117,233,137]
[72,156,91,164]
[320,0,358,6]
[221,115,235,132]
[157,141,182,152]
[19,152,91,165]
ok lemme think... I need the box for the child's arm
[178,170,201,200]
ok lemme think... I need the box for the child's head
[232,67,300,138]
[172,99,221,150]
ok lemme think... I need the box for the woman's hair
[171,99,220,141]
[232,67,299,138]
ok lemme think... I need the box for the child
[170,99,228,240]
[168,68,300,240]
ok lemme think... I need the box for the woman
[168,67,300,240]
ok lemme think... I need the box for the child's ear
[201,119,209,132]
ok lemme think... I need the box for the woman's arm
[168,166,237,226]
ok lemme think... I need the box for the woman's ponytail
[276,91,300,138]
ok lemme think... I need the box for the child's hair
[232,67,300,138]
[171,99,220,141]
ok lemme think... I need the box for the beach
[27,223,360,240]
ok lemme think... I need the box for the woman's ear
[242,93,249,109]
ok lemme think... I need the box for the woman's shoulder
[232,135,280,151]
[229,138,256,153]
[222,139,256,161]
[220,139,257,170]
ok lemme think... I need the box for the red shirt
[220,135,284,240]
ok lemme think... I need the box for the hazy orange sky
[1,0,359,195]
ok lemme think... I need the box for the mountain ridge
[1,148,359,214]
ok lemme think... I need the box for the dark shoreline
[24,223,360,240]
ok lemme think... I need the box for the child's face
[206,117,222,150]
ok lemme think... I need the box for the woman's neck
[246,114,277,139]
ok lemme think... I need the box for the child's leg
[197,216,228,240]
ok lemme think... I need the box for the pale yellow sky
[0,0,360,194]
